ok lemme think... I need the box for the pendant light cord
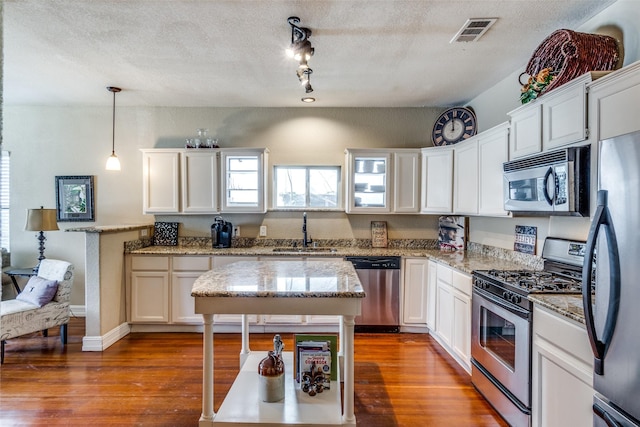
[111,89,116,155]
[107,86,121,155]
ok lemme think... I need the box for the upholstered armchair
[0,259,74,363]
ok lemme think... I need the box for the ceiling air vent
[450,18,498,43]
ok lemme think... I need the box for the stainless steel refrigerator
[583,129,640,426]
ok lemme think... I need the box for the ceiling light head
[286,17,316,98]
[301,97,315,103]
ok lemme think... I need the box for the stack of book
[294,334,338,391]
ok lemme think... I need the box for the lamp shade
[25,208,59,232]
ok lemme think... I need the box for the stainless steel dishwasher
[345,256,400,332]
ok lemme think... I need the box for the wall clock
[431,106,478,146]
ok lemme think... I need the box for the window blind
[1,150,10,250]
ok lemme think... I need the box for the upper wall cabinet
[220,149,269,213]
[345,149,392,213]
[181,150,218,213]
[141,148,268,214]
[393,149,421,213]
[421,146,454,214]
[345,149,420,214]
[478,123,510,216]
[508,72,602,159]
[142,150,181,214]
[452,122,510,217]
[588,61,640,141]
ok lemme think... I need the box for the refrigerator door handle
[543,167,554,206]
[594,403,624,427]
[583,190,621,376]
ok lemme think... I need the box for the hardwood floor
[0,318,508,426]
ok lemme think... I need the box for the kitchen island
[191,259,365,426]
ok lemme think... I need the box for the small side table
[4,268,36,294]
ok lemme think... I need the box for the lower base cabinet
[531,304,594,427]
[127,254,341,329]
[434,262,472,371]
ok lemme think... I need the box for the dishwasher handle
[345,256,401,269]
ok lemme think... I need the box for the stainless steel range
[471,237,588,427]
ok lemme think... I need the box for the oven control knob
[510,294,521,304]
[502,291,509,300]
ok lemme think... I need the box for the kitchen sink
[271,247,338,253]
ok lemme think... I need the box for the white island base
[214,352,343,426]
[192,260,364,427]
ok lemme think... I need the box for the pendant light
[105,86,122,171]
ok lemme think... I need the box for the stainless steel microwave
[503,145,590,216]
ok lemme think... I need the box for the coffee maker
[211,217,233,248]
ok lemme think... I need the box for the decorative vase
[258,335,285,402]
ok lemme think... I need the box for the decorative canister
[258,335,285,402]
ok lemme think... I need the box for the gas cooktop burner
[479,269,583,294]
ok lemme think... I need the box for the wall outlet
[259,225,267,237]
[233,226,240,238]
[140,229,148,237]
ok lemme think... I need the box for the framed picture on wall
[55,175,95,222]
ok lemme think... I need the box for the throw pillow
[16,276,59,307]
[153,222,179,246]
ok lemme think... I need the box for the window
[274,166,340,209]
[1,150,9,250]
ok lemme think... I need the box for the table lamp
[25,206,59,272]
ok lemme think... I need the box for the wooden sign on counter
[371,221,388,248]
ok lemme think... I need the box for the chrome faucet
[302,212,313,248]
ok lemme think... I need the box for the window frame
[272,165,342,211]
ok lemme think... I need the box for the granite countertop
[529,294,586,324]
[130,245,536,275]
[191,260,365,298]
[66,224,153,233]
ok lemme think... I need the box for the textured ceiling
[3,0,616,107]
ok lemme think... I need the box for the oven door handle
[583,190,621,376]
[593,403,623,427]
[473,286,530,319]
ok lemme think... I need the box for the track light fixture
[287,16,315,99]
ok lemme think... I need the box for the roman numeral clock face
[431,107,478,146]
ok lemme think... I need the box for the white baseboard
[82,322,131,352]
[70,305,86,317]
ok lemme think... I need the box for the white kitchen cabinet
[532,304,594,427]
[541,75,589,151]
[393,149,421,213]
[420,146,454,214]
[129,256,170,323]
[588,61,640,141]
[433,262,472,372]
[453,137,479,215]
[171,256,212,324]
[426,260,437,330]
[220,149,268,213]
[509,103,542,159]
[509,72,603,159]
[142,148,268,214]
[436,277,453,348]
[451,270,472,368]
[402,258,428,325]
[345,149,392,213]
[142,150,180,214]
[181,150,218,213]
[478,122,510,216]
[129,255,212,325]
